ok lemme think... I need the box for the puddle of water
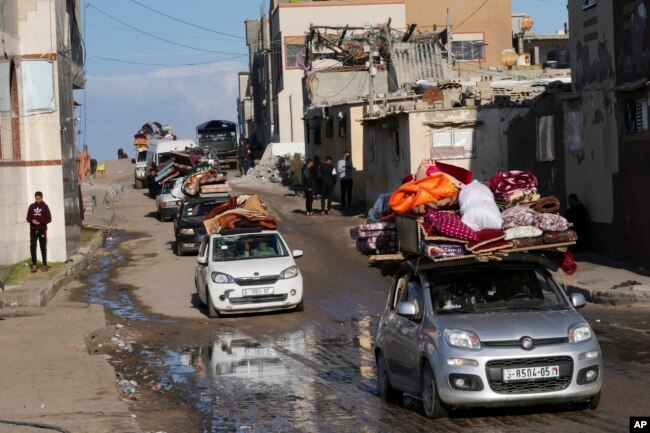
[80,232,169,322]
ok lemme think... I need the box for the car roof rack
[218,227,264,236]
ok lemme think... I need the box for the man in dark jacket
[302,159,315,215]
[147,168,160,197]
[26,191,52,272]
[319,156,337,215]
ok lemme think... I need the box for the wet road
[74,182,650,433]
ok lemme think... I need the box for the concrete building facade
[0,0,84,268]
[269,0,407,145]
[565,0,650,267]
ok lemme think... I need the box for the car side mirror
[292,249,304,258]
[570,292,586,309]
[131,158,136,164]
[396,301,418,319]
[197,255,208,266]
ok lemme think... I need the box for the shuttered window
[430,128,475,159]
[635,99,648,131]
[582,0,597,10]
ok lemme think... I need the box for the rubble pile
[231,153,293,185]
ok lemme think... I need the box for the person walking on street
[288,153,304,197]
[337,151,354,209]
[237,140,250,176]
[147,168,160,197]
[302,159,315,215]
[313,155,322,199]
[26,191,52,272]
[319,156,337,215]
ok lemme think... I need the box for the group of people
[290,151,354,216]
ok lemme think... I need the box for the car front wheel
[176,240,186,256]
[206,288,220,318]
[421,364,448,419]
[377,352,401,402]
[294,299,304,312]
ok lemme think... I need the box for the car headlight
[444,329,481,350]
[211,272,234,284]
[180,228,195,235]
[569,323,593,343]
[279,266,299,279]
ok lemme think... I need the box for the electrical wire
[454,0,489,31]
[129,0,244,39]
[86,3,246,55]
[86,23,251,42]
[89,54,246,67]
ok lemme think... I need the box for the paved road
[74,169,650,433]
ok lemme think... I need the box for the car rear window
[428,266,569,314]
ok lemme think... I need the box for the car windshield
[182,201,219,218]
[136,150,147,163]
[161,182,174,194]
[211,233,288,262]
[429,266,569,314]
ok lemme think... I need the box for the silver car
[374,256,602,418]
[156,178,184,221]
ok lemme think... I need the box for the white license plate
[242,287,274,297]
[503,365,560,382]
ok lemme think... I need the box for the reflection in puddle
[158,318,382,432]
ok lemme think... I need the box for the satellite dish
[501,48,518,67]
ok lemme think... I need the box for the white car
[195,229,304,317]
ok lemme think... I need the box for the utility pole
[368,50,375,115]
[364,39,377,116]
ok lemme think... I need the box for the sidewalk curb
[562,283,650,306]
[0,230,107,308]
[40,229,108,306]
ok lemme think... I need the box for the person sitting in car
[251,240,276,257]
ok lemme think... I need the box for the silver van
[374,255,602,418]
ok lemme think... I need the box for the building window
[451,33,485,62]
[367,128,377,162]
[285,36,306,69]
[314,122,322,145]
[325,118,333,138]
[625,97,649,133]
[338,115,347,137]
[430,128,475,159]
[392,130,400,160]
[582,0,597,10]
[10,60,20,160]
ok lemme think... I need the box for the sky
[80,0,568,161]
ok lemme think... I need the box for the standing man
[147,168,160,197]
[302,159,315,216]
[337,151,354,210]
[237,140,250,176]
[26,191,52,272]
[320,156,337,215]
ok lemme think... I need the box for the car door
[381,271,411,388]
[195,237,210,304]
[391,274,425,392]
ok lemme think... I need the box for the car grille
[483,337,568,347]
[234,276,279,286]
[229,294,288,305]
[485,356,573,394]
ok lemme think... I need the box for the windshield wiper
[436,308,482,314]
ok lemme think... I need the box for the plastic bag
[459,180,502,231]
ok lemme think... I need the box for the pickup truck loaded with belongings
[351,160,578,274]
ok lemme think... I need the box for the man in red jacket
[26,191,52,272]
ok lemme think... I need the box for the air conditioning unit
[582,0,597,10]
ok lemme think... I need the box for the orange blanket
[389,173,458,214]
